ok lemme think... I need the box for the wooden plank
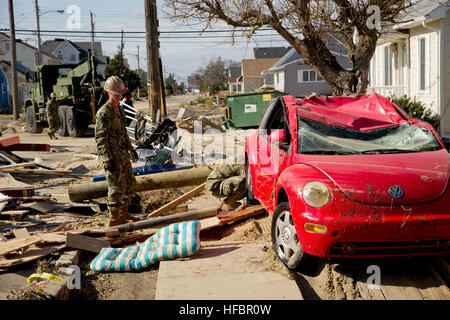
[0,210,30,221]
[0,245,65,268]
[147,183,206,218]
[219,205,266,225]
[0,175,34,191]
[66,233,110,253]
[13,228,30,239]
[0,235,43,256]
[6,143,50,152]
[0,136,20,148]
[20,201,55,213]
[0,162,37,170]
[0,168,72,175]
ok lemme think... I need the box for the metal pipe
[104,207,219,233]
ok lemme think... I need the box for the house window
[70,54,76,61]
[299,70,324,83]
[276,73,280,84]
[383,45,392,86]
[232,84,236,92]
[419,37,426,91]
[237,84,242,92]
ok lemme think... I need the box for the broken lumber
[0,245,65,268]
[200,205,266,231]
[146,183,206,218]
[0,168,73,175]
[68,165,214,202]
[0,210,30,221]
[105,207,219,233]
[66,233,110,253]
[0,235,43,256]
[20,201,55,213]
[0,161,38,170]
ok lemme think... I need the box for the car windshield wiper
[301,150,357,155]
[360,148,420,154]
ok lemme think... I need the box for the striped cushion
[90,221,201,272]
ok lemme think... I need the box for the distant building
[41,39,109,76]
[0,32,60,71]
[0,32,60,112]
[187,73,202,93]
[228,63,242,93]
[229,47,292,93]
[240,58,280,93]
[0,60,33,111]
[263,37,350,97]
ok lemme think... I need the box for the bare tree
[165,0,416,96]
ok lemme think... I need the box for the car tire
[57,106,68,136]
[271,201,322,275]
[246,162,259,205]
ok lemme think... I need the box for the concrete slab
[155,243,303,300]
[0,269,34,300]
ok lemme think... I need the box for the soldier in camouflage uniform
[205,164,247,211]
[95,76,140,227]
[46,92,60,139]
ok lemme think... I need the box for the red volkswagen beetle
[245,94,450,271]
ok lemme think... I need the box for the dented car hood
[292,94,407,131]
[297,150,450,205]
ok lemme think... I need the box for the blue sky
[0,0,289,82]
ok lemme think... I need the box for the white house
[368,0,450,136]
[264,41,351,97]
[41,39,109,76]
[0,32,60,71]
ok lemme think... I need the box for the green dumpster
[225,90,285,128]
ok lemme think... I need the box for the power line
[1,27,276,34]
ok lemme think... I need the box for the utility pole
[90,11,95,54]
[8,0,19,120]
[34,0,42,65]
[144,0,162,124]
[120,29,124,76]
[137,45,140,98]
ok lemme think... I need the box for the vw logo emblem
[388,185,404,199]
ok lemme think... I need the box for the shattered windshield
[297,117,441,155]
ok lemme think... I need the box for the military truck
[24,53,107,137]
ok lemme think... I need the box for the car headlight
[302,181,331,208]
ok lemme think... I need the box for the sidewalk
[155,242,303,300]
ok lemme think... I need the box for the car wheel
[271,202,322,275]
[246,162,259,204]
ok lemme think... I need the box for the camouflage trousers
[105,158,137,211]
[206,176,247,203]
[47,115,61,133]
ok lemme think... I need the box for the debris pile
[0,133,268,300]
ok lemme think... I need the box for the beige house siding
[408,22,439,114]
[443,10,450,135]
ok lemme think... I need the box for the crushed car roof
[285,94,409,132]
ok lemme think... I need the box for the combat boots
[119,206,140,222]
[219,197,241,211]
[47,131,58,140]
[108,209,127,227]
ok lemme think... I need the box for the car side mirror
[270,129,287,144]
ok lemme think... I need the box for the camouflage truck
[24,53,107,137]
